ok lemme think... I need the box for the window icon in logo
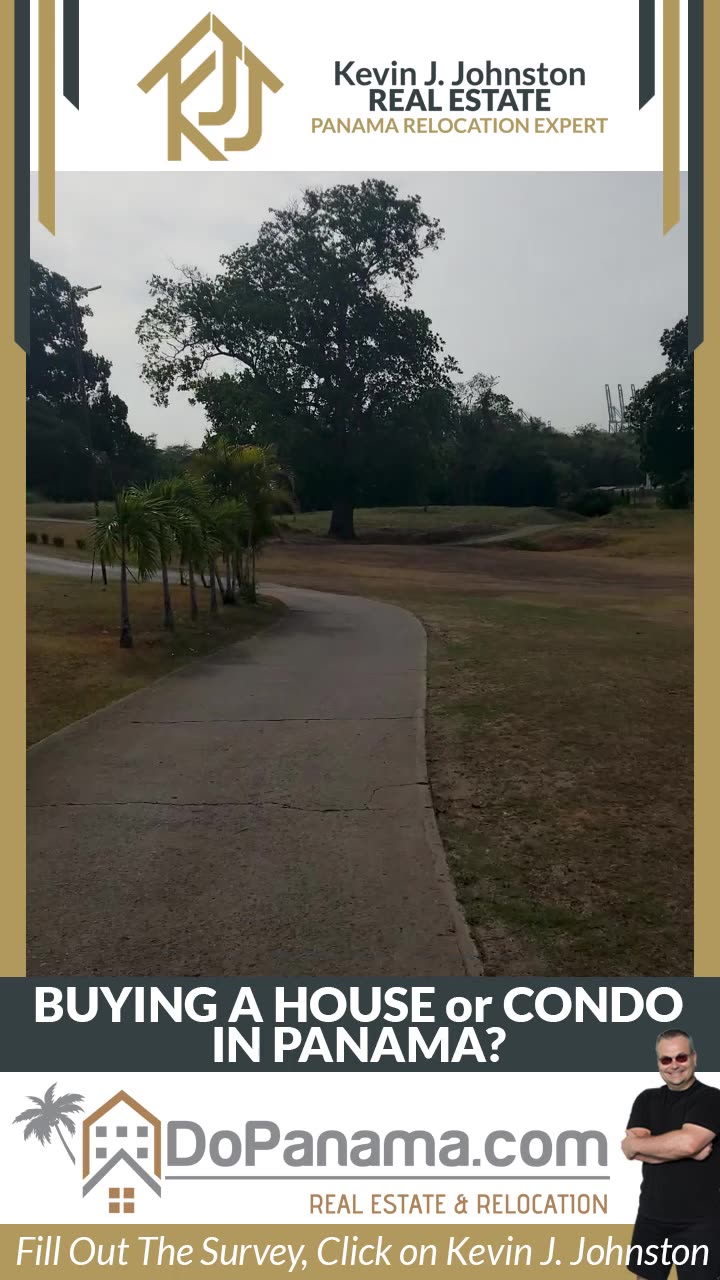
[108,1187,135,1215]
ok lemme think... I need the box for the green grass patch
[26,500,113,520]
[279,504,566,542]
[597,506,694,557]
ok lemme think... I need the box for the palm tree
[93,490,165,648]
[205,497,249,605]
[14,1083,84,1165]
[229,444,287,603]
[166,478,210,621]
[145,478,197,630]
[192,439,290,603]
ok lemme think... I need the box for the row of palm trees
[93,440,288,649]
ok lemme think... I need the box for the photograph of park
[26,172,692,978]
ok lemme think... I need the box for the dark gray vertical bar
[639,0,656,108]
[63,0,79,108]
[14,0,30,352]
[688,0,704,352]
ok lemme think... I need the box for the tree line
[27,180,692,537]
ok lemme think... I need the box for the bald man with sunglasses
[622,1029,720,1280]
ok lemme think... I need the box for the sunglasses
[658,1053,690,1065]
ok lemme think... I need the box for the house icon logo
[82,1091,162,1213]
[14,1084,163,1216]
[138,12,283,160]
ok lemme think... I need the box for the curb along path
[27,583,478,976]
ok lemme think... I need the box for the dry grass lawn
[27,575,285,745]
[261,528,692,977]
[27,517,95,560]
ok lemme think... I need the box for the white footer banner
[4,1070,706,1225]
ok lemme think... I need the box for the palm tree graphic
[14,1083,85,1165]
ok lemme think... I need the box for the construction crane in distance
[605,383,636,432]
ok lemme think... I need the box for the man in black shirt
[622,1029,720,1280]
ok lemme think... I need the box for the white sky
[30,172,688,448]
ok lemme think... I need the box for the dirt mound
[501,529,609,552]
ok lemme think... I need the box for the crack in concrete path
[126,714,416,725]
[29,800,394,815]
[30,781,431,815]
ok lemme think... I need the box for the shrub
[564,489,615,518]
[52,535,65,547]
[76,537,86,550]
[40,532,49,545]
[27,531,38,544]
[659,479,691,509]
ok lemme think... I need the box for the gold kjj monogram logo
[138,12,283,160]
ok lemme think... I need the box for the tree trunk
[199,569,208,588]
[209,558,218,614]
[160,555,174,630]
[119,549,133,649]
[245,524,256,603]
[55,1124,76,1165]
[223,554,235,604]
[96,498,108,587]
[328,500,355,540]
[188,561,199,621]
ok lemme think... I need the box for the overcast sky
[30,172,688,448]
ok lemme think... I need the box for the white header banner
[30,0,688,173]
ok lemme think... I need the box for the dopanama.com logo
[13,1082,610,1220]
[138,12,283,160]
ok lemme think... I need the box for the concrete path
[27,579,477,977]
[28,552,146,580]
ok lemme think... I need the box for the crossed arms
[622,1125,716,1164]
